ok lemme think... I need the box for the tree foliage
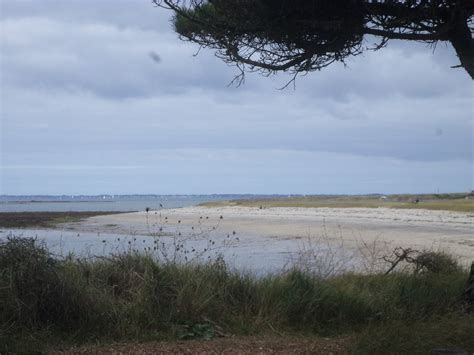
[155,0,474,81]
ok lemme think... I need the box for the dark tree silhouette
[155,0,474,81]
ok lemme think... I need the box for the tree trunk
[463,262,474,313]
[449,19,474,80]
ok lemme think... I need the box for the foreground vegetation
[201,192,474,213]
[0,211,127,228]
[0,237,472,353]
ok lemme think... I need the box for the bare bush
[382,247,462,275]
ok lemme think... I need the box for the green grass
[0,237,472,353]
[200,192,474,212]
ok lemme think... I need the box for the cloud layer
[1,0,472,194]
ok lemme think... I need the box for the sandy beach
[72,206,474,268]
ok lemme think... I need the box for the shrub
[413,251,462,274]
[0,236,470,352]
[0,237,63,327]
[0,237,111,333]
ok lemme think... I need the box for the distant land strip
[200,193,474,213]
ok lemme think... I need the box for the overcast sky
[1,0,473,195]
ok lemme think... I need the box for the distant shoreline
[200,192,474,213]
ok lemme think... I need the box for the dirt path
[52,335,352,354]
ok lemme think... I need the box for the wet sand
[76,206,474,266]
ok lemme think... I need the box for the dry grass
[53,334,353,354]
[200,193,474,213]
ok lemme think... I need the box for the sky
[0,0,473,195]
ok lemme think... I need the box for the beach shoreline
[68,206,474,266]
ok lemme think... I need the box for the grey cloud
[291,44,471,101]
[2,17,239,98]
[1,0,172,32]
[2,88,471,162]
[4,12,471,102]
[1,0,472,195]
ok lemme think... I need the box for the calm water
[0,228,300,274]
[0,194,266,212]
[0,227,355,275]
[0,194,357,274]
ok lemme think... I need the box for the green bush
[0,236,470,352]
[413,250,463,274]
[0,238,113,335]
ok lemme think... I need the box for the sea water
[0,194,264,212]
[0,194,304,274]
[0,194,357,275]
